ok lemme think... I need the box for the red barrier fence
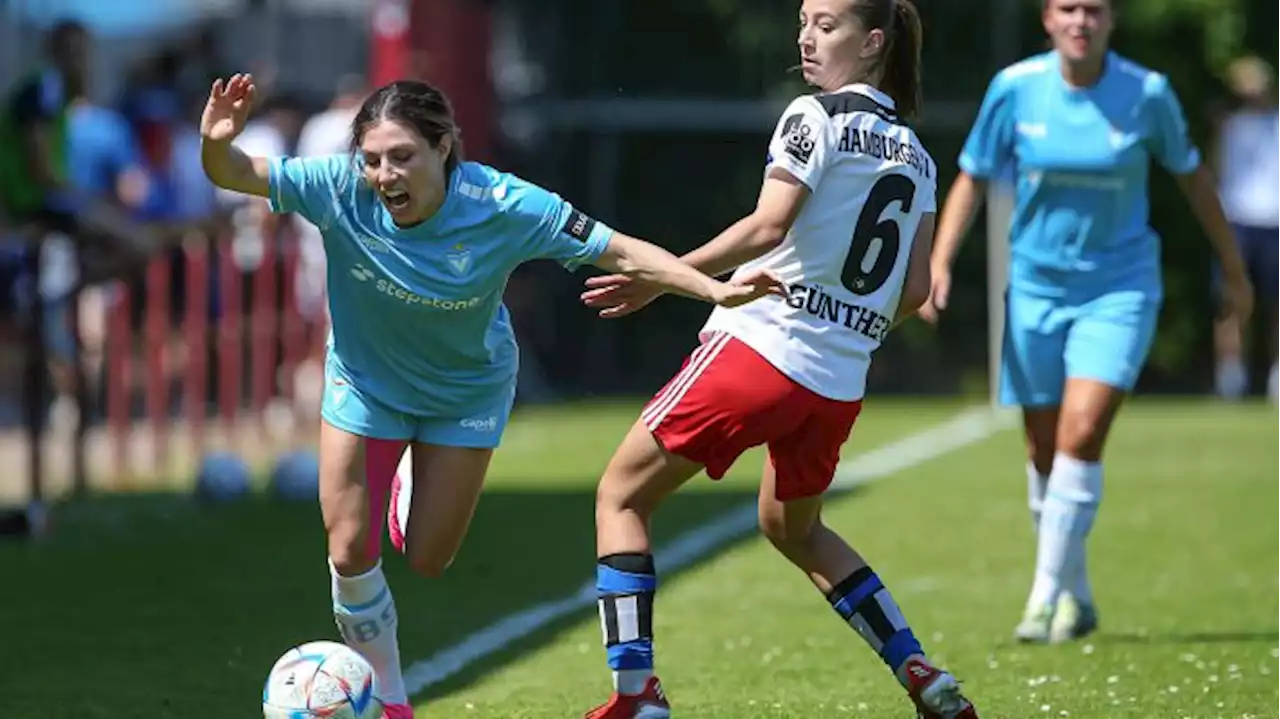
[19,231,327,499]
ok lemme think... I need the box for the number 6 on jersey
[843,174,917,296]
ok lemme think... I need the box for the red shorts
[643,332,863,501]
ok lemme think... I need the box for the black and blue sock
[827,566,924,677]
[596,553,656,694]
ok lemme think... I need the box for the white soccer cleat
[1014,602,1054,644]
[1050,593,1099,643]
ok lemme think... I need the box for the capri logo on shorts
[349,263,482,311]
[460,416,498,432]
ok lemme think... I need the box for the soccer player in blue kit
[924,0,1254,644]
[200,74,783,716]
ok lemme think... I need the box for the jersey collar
[827,83,896,111]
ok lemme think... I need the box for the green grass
[3,399,1276,718]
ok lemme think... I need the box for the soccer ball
[263,641,383,718]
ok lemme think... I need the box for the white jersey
[702,84,937,402]
[1217,109,1279,229]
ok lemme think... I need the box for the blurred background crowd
[0,0,1275,513]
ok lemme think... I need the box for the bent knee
[328,524,376,576]
[757,508,819,552]
[404,537,458,578]
[1057,410,1111,458]
[595,472,657,522]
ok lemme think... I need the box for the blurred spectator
[1213,56,1279,402]
[0,20,94,430]
[218,93,301,270]
[293,75,363,325]
[60,79,152,414]
[0,20,88,225]
[123,49,219,228]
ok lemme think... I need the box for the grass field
[4,398,1276,718]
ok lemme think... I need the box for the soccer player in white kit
[579,1,979,717]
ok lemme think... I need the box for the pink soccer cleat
[382,702,414,719]
[387,469,407,554]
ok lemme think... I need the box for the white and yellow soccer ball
[263,640,383,718]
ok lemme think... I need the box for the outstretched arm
[201,139,270,198]
[593,232,783,308]
[199,75,270,198]
[581,169,810,318]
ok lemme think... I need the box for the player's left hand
[711,268,787,308]
[581,274,664,318]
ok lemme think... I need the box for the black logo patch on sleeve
[560,209,597,242]
[782,115,816,165]
[780,113,804,138]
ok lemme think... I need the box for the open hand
[201,74,257,143]
[581,274,663,318]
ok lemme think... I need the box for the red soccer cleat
[583,676,671,719]
[901,657,979,719]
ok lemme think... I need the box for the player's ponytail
[351,80,465,174]
[848,0,923,120]
[881,0,923,120]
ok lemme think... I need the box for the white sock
[1215,356,1248,399]
[1028,453,1102,609]
[614,669,653,695]
[1268,363,1279,402]
[330,559,409,705]
[1026,462,1049,531]
[1067,542,1095,608]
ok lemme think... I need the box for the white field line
[402,405,1015,695]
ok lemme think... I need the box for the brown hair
[850,0,923,119]
[350,80,463,174]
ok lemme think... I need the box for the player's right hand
[201,74,256,143]
[918,266,951,324]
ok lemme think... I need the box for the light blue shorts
[320,360,515,448]
[1000,286,1161,407]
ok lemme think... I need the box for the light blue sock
[1028,453,1102,608]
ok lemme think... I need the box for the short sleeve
[267,154,352,230]
[504,177,612,270]
[958,70,1018,179]
[766,96,834,190]
[1144,73,1201,175]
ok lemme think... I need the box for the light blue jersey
[268,157,612,444]
[960,52,1201,405]
[961,51,1201,297]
